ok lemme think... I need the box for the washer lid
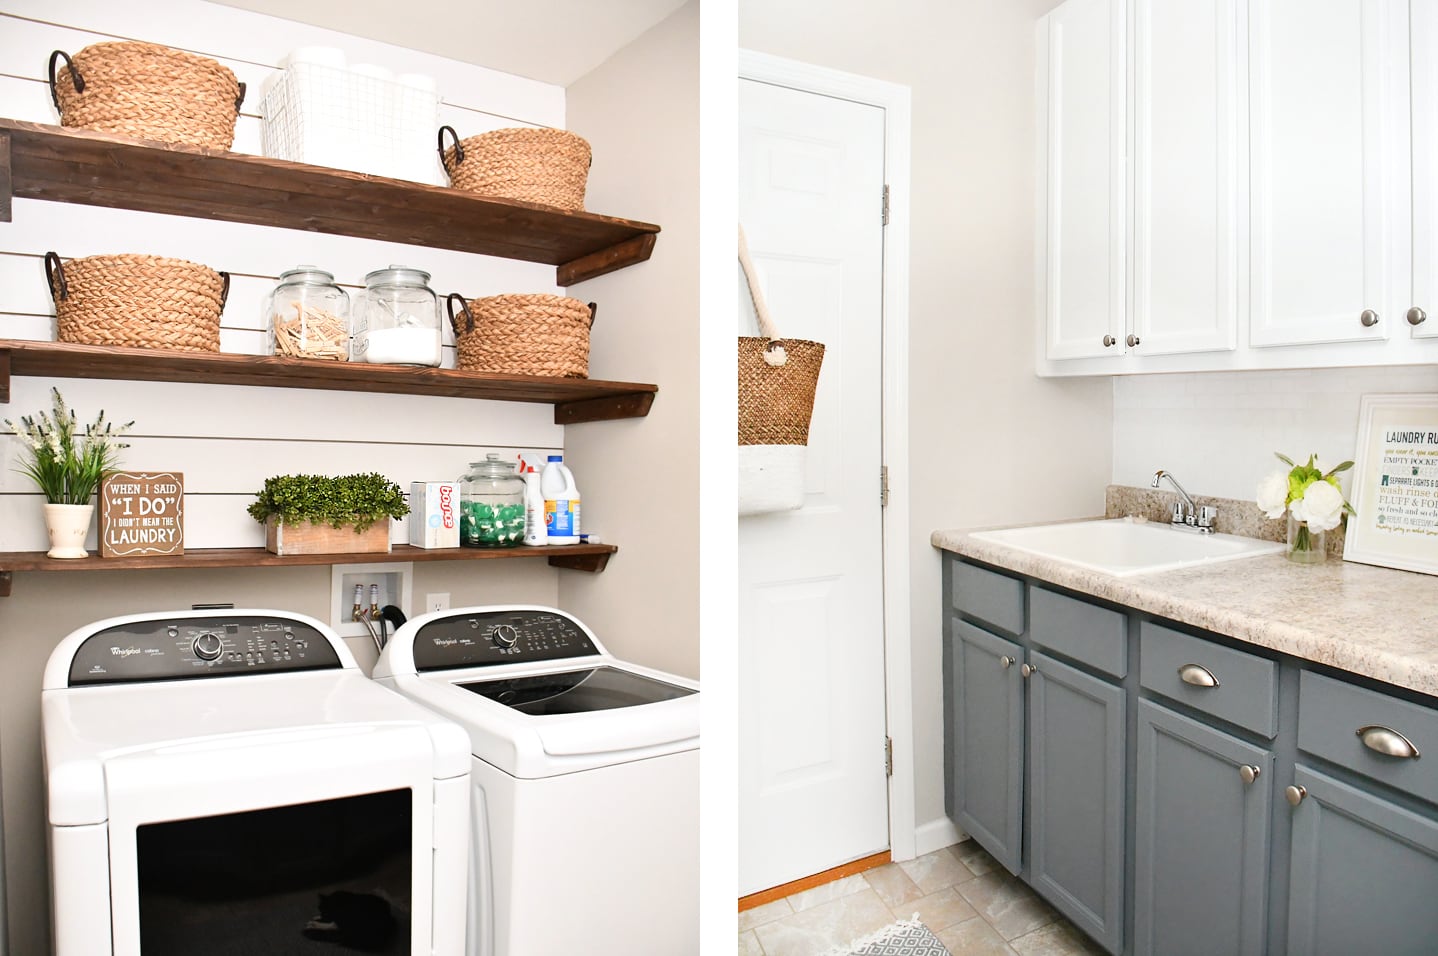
[455,664,695,715]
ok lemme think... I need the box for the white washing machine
[42,609,472,956]
[373,605,700,956]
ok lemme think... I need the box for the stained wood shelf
[0,340,656,423]
[0,118,660,286]
[0,543,618,596]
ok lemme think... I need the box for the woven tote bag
[738,224,825,516]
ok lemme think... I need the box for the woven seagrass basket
[438,125,591,210]
[48,42,245,150]
[446,293,594,378]
[45,252,229,353]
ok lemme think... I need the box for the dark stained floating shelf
[0,340,656,423]
[0,543,619,596]
[0,118,660,286]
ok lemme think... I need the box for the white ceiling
[210,0,690,86]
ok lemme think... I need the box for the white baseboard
[911,817,969,859]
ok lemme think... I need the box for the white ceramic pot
[44,502,94,559]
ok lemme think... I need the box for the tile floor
[738,841,1107,956]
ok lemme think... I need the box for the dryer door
[99,725,440,956]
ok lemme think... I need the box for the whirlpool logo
[110,646,142,658]
[439,484,455,529]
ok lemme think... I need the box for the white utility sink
[969,518,1286,577]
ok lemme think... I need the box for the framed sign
[1343,394,1438,576]
[100,472,185,558]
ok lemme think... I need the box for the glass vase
[1286,512,1326,564]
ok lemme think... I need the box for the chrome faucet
[1151,470,1217,534]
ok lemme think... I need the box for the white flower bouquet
[1255,452,1354,562]
[3,387,131,504]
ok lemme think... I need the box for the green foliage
[247,472,409,533]
[3,387,131,504]
[1276,452,1357,516]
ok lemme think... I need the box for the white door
[738,78,888,896]
[1248,0,1403,347]
[1131,0,1242,356]
[1040,0,1127,361]
[1410,0,1438,339]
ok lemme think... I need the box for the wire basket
[446,293,595,378]
[261,62,442,184]
[45,252,229,353]
[48,42,244,150]
[438,126,591,210]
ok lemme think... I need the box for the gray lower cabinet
[948,616,1024,874]
[1285,765,1438,956]
[1027,651,1125,953]
[1133,699,1272,956]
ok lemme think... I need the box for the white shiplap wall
[0,0,579,552]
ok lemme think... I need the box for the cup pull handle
[1357,725,1421,760]
[1178,663,1220,688]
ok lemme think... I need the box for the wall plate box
[409,482,461,549]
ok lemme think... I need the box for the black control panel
[412,609,599,672]
[67,615,342,686]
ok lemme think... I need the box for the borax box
[409,481,460,549]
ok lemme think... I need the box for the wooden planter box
[265,518,391,556]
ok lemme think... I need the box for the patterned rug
[820,917,951,956]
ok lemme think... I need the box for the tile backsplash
[1112,366,1438,502]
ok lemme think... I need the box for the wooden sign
[100,472,185,558]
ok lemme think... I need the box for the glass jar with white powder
[351,265,442,366]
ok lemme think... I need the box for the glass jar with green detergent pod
[459,454,525,547]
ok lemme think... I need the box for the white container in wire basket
[260,50,443,185]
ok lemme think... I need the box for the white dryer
[42,609,471,956]
[373,605,700,956]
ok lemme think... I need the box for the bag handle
[737,224,788,367]
[44,251,69,302]
[48,50,84,114]
[437,125,463,178]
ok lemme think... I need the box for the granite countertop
[932,520,1438,699]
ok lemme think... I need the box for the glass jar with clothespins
[266,265,351,361]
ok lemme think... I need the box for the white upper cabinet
[1036,0,1438,375]
[1248,0,1404,348]
[1410,0,1438,339]
[1039,0,1127,361]
[1131,0,1243,356]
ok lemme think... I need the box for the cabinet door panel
[1131,0,1241,355]
[1249,0,1402,347]
[1041,0,1127,360]
[1286,765,1438,955]
[1412,0,1438,339]
[950,618,1025,874]
[1027,651,1124,953]
[1134,700,1271,956]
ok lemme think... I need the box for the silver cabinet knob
[1285,784,1307,807]
[1102,334,1117,347]
[1360,309,1380,327]
[1126,333,1141,347]
[1356,725,1421,759]
[1408,307,1428,326]
[999,655,1014,669]
[1178,663,1220,688]
[1239,765,1261,785]
[1021,662,1037,678]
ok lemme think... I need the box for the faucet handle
[1197,505,1218,531]
[1170,501,1186,525]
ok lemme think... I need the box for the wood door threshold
[738,851,891,912]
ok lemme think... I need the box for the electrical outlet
[426,592,450,613]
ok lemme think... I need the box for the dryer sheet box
[409,482,460,549]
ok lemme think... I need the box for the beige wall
[562,1,701,679]
[740,0,1112,835]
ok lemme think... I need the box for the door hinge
[881,184,890,226]
[880,465,890,508]
[885,736,894,777]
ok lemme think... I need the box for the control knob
[192,632,225,661]
[491,624,520,648]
